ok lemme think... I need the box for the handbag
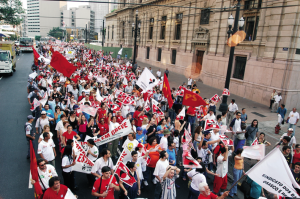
[239,180,251,195]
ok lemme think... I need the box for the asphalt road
[0,53,242,199]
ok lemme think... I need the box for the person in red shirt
[133,106,142,125]
[62,125,80,146]
[97,104,108,122]
[92,166,120,199]
[213,141,225,166]
[137,111,147,127]
[198,182,228,199]
[43,176,73,199]
[187,106,196,133]
[98,118,109,136]
[116,111,124,124]
[78,91,86,102]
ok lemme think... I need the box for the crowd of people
[25,42,300,199]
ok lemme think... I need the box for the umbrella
[0,32,10,37]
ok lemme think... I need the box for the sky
[20,0,88,9]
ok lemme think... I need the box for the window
[146,47,150,59]
[112,25,114,39]
[200,9,210,25]
[175,13,182,40]
[244,0,262,10]
[122,21,125,39]
[157,48,162,61]
[176,13,183,20]
[244,16,259,41]
[160,16,166,39]
[108,26,109,39]
[149,18,154,39]
[233,56,247,80]
[171,49,176,64]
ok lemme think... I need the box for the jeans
[229,168,243,196]
[189,186,200,199]
[27,140,36,158]
[168,109,176,123]
[289,123,296,137]
[154,182,162,199]
[144,166,155,182]
[234,138,245,152]
[188,116,196,135]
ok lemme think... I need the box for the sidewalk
[137,61,298,153]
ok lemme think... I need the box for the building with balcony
[105,0,300,109]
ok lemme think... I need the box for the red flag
[182,88,207,107]
[50,51,76,77]
[30,140,43,199]
[219,135,234,146]
[151,99,164,116]
[210,94,221,103]
[115,162,136,187]
[182,146,202,168]
[204,119,219,131]
[162,73,173,109]
[32,47,40,66]
[182,129,192,145]
[222,88,230,96]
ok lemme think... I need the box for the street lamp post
[102,20,105,47]
[132,10,138,64]
[218,0,244,113]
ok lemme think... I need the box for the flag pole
[227,174,246,192]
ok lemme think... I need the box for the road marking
[18,59,20,60]
[0,77,2,81]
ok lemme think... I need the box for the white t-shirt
[210,132,220,149]
[153,159,169,182]
[38,164,58,190]
[197,147,211,164]
[216,151,232,178]
[274,95,282,103]
[121,105,130,118]
[160,137,168,151]
[82,89,90,95]
[62,156,73,172]
[87,145,99,162]
[133,157,144,180]
[35,117,50,130]
[39,132,54,141]
[91,157,114,179]
[156,71,161,77]
[187,170,206,191]
[188,78,193,86]
[174,137,179,148]
[289,111,300,125]
[38,140,55,161]
[228,103,238,112]
[232,118,242,133]
[280,133,296,146]
[203,114,216,121]
[122,139,139,152]
[55,120,63,131]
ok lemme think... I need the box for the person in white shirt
[160,129,171,151]
[188,76,193,86]
[125,82,133,94]
[55,114,67,133]
[280,128,297,149]
[87,139,99,162]
[272,93,282,112]
[187,166,207,199]
[229,112,242,140]
[91,148,114,180]
[38,76,48,90]
[227,99,238,126]
[122,133,139,152]
[213,145,233,195]
[287,108,299,136]
[121,104,130,119]
[61,145,76,192]
[38,125,53,143]
[201,109,216,121]
[108,116,120,159]
[156,69,161,79]
[131,150,150,186]
[30,158,58,191]
[153,151,169,199]
[38,132,56,167]
[210,128,220,150]
[35,111,54,134]
[80,94,91,105]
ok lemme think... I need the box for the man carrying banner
[91,166,120,199]
[91,149,114,181]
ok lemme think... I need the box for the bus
[19,37,35,52]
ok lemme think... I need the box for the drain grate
[251,112,266,117]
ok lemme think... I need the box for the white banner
[29,72,37,79]
[72,139,94,174]
[242,144,265,160]
[136,67,158,92]
[93,119,132,146]
[246,147,300,198]
[79,104,98,116]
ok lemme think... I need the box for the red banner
[115,162,137,187]
[30,141,43,199]
[50,51,76,77]
[182,88,207,107]
[32,47,40,66]
[162,73,174,109]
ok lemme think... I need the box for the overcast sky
[20,0,88,9]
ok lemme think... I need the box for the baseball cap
[203,130,211,136]
[41,111,46,115]
[73,105,79,109]
[288,128,294,131]
[137,127,142,131]
[27,115,35,120]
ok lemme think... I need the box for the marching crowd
[25,42,300,199]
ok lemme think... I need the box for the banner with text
[73,139,94,174]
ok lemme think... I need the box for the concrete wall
[84,43,133,59]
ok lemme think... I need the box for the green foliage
[111,9,117,13]
[35,36,41,41]
[0,0,25,25]
[48,27,65,39]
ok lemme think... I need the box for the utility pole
[133,10,138,65]
[102,20,104,47]
[85,24,87,44]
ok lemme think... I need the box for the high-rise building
[27,0,67,37]
[88,0,110,34]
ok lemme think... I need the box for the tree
[35,36,41,41]
[48,27,65,39]
[0,0,25,25]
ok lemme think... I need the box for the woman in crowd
[122,132,139,152]
[61,145,76,193]
[78,113,87,141]
[54,106,63,124]
[245,119,259,146]
[68,110,78,133]
[293,144,300,167]
[193,126,203,149]
[229,148,244,198]
[119,161,141,199]
[62,125,80,147]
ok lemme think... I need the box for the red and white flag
[242,144,265,160]
[204,119,219,131]
[151,98,164,116]
[176,107,185,120]
[30,98,40,111]
[79,105,98,116]
[222,88,230,96]
[115,162,136,187]
[182,148,202,168]
[210,94,221,103]
[144,99,151,112]
[39,92,48,106]
[219,135,233,146]
[182,129,192,145]
[251,138,259,146]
